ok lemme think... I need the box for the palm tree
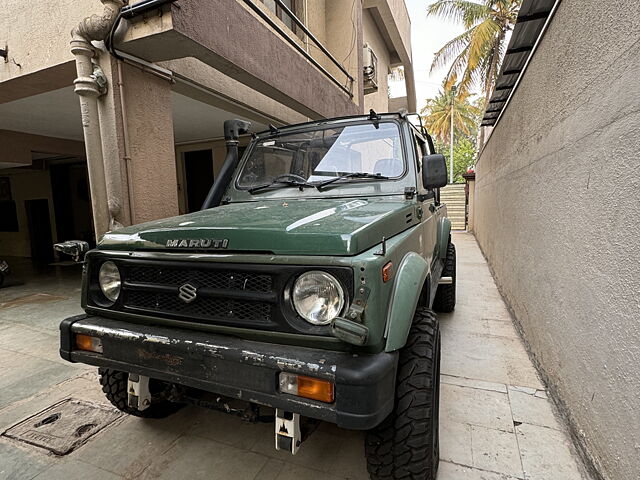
[420,83,481,144]
[428,0,521,104]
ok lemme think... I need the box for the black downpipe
[201,119,251,210]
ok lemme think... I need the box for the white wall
[474,2,640,479]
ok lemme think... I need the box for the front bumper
[60,315,397,430]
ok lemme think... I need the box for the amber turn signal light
[75,334,103,353]
[382,262,393,283]
[279,372,335,403]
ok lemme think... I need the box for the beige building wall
[473,2,640,479]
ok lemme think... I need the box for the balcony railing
[242,0,355,98]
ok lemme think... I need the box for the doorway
[25,199,54,263]
[183,149,214,213]
[49,162,94,247]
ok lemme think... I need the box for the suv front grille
[128,265,273,292]
[127,290,271,322]
[119,263,276,327]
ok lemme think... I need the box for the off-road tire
[98,368,182,418]
[365,308,441,480]
[433,241,456,313]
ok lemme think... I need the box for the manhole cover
[2,398,122,455]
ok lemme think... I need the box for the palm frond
[430,29,473,72]
[427,1,489,29]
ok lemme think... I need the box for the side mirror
[54,240,89,263]
[422,154,447,190]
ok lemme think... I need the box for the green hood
[99,197,418,256]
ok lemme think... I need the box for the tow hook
[275,409,301,454]
[127,374,151,411]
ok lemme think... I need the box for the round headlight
[99,261,121,302]
[292,271,345,325]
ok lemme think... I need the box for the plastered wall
[473,2,640,479]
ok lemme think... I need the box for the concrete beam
[0,62,76,105]
[0,130,85,167]
[119,0,358,119]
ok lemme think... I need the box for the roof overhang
[481,0,560,127]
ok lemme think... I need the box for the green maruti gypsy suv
[59,112,456,479]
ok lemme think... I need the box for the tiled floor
[0,234,592,479]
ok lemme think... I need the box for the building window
[261,0,299,35]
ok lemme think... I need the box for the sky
[389,0,465,111]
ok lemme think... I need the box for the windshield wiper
[316,172,389,190]
[248,179,315,194]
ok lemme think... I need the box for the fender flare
[438,217,452,259]
[383,252,430,352]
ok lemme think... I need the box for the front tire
[98,368,182,418]
[365,308,441,480]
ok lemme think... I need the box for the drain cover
[2,398,122,455]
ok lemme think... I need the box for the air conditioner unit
[363,43,378,94]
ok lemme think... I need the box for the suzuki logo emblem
[178,283,198,303]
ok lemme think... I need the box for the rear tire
[365,308,441,480]
[0,272,4,288]
[98,368,182,418]
[433,241,456,313]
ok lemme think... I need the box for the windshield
[236,122,405,190]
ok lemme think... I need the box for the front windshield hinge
[368,109,381,128]
[404,187,416,199]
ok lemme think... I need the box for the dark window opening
[261,0,301,37]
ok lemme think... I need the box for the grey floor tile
[71,415,188,478]
[508,386,560,430]
[0,440,54,480]
[440,383,514,433]
[251,427,351,475]
[274,463,345,480]
[253,458,285,480]
[0,348,78,407]
[437,460,520,479]
[440,374,507,394]
[33,460,122,480]
[470,426,524,479]
[516,423,587,480]
[440,419,473,465]
[184,407,273,450]
[138,434,269,480]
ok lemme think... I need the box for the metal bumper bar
[60,314,397,430]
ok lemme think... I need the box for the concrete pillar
[121,63,179,224]
[97,58,179,227]
[325,0,363,110]
[462,172,475,232]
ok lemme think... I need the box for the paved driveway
[0,233,592,479]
